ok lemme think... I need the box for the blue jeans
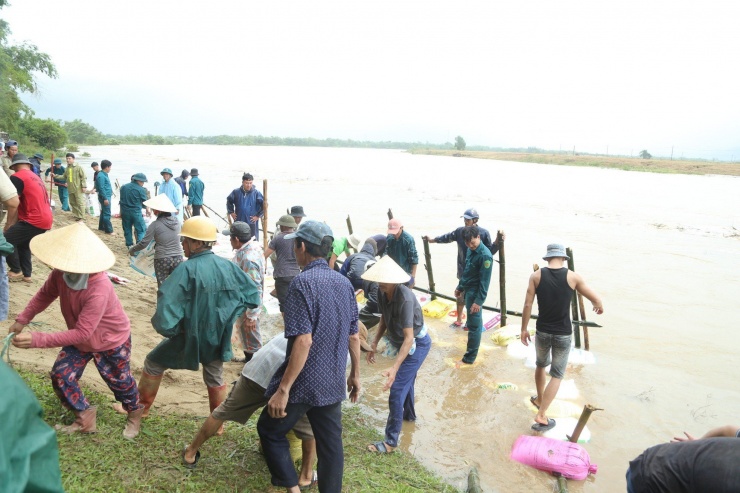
[386,333,431,447]
[258,401,343,492]
[121,211,146,247]
[535,332,572,379]
[98,199,113,233]
[462,291,483,363]
[0,257,8,321]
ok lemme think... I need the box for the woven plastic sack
[510,435,597,480]
[422,299,453,318]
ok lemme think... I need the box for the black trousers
[6,221,48,277]
[191,204,202,216]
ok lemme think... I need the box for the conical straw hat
[30,223,116,274]
[361,255,410,284]
[143,193,177,213]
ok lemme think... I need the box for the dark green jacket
[119,181,148,215]
[456,243,493,306]
[385,230,418,275]
[188,176,204,206]
[95,171,113,201]
[148,250,260,370]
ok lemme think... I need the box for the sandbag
[422,299,454,318]
[491,325,534,347]
[510,435,597,480]
[130,241,156,278]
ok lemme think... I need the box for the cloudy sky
[4,0,739,159]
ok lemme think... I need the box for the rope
[1,332,14,366]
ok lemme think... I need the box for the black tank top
[535,267,573,335]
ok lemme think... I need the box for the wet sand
[8,145,740,492]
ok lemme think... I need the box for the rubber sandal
[182,446,200,469]
[367,441,394,454]
[530,396,540,409]
[299,470,318,490]
[531,418,556,432]
[449,321,462,329]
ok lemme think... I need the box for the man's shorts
[212,375,313,440]
[534,332,572,379]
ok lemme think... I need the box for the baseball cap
[221,221,252,238]
[284,219,333,245]
[387,218,403,234]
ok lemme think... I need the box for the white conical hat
[143,193,177,213]
[30,223,116,274]
[361,255,410,284]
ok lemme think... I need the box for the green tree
[639,150,652,159]
[63,119,104,144]
[454,136,466,151]
[0,9,57,133]
[19,117,67,150]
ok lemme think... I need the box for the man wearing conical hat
[95,160,114,234]
[8,223,145,439]
[362,255,431,455]
[128,193,183,286]
[122,216,260,432]
[520,243,604,432]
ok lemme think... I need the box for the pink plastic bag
[510,435,597,480]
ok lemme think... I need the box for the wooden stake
[48,153,55,201]
[566,247,581,348]
[387,208,393,220]
[262,179,269,250]
[422,238,436,301]
[346,215,354,235]
[578,291,589,351]
[568,404,603,443]
[497,230,506,327]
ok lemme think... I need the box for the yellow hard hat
[180,216,218,242]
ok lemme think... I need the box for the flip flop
[531,418,556,432]
[530,396,540,409]
[367,441,394,454]
[299,470,318,491]
[182,446,200,469]
[449,321,462,328]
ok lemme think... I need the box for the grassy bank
[18,366,457,492]
[408,149,740,176]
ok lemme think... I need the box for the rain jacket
[148,250,260,370]
[129,215,183,259]
[119,181,148,215]
[434,226,497,278]
[188,176,204,206]
[65,163,86,194]
[345,242,377,289]
[226,186,263,223]
[456,243,493,306]
[0,360,64,493]
[95,171,112,202]
[385,230,418,275]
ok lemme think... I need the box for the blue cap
[5,140,18,147]
[53,158,62,164]
[284,219,333,245]
[160,168,173,176]
[33,153,44,159]
[132,172,148,183]
[461,208,479,220]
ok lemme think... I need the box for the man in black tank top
[520,244,603,431]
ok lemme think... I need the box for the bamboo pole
[346,215,353,234]
[387,208,393,220]
[201,204,229,226]
[262,179,269,250]
[566,247,581,348]
[466,467,481,493]
[47,153,54,202]
[153,182,159,196]
[555,474,568,493]
[497,230,506,326]
[422,238,436,301]
[578,292,589,351]
[567,404,603,443]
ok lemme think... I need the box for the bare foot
[455,360,471,369]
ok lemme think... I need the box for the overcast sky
[4,0,740,160]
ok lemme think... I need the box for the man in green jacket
[187,168,204,216]
[385,218,418,287]
[125,216,260,431]
[454,225,493,366]
[96,160,114,234]
[119,173,149,247]
[65,153,87,221]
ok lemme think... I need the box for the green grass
[18,367,458,493]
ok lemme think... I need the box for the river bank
[408,149,740,176]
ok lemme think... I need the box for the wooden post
[566,247,581,348]
[153,182,159,196]
[578,292,589,351]
[387,208,393,220]
[568,404,603,443]
[555,474,568,493]
[346,215,354,235]
[497,230,506,327]
[422,238,436,300]
[262,179,269,250]
[48,153,55,201]
[466,467,481,493]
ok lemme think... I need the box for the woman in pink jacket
[9,223,144,439]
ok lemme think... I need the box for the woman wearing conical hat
[128,193,183,286]
[8,223,145,439]
[362,255,431,454]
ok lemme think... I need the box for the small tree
[454,135,466,151]
[20,117,67,149]
[639,150,652,159]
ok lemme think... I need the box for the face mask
[62,272,89,290]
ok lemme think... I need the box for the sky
[4,0,740,160]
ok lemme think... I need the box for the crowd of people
[1,139,735,492]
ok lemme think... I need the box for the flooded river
[80,145,740,492]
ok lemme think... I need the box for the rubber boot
[123,407,145,440]
[56,406,97,434]
[112,371,163,417]
[207,385,228,436]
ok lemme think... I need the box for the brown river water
[79,145,740,492]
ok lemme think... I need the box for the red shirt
[12,168,53,229]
